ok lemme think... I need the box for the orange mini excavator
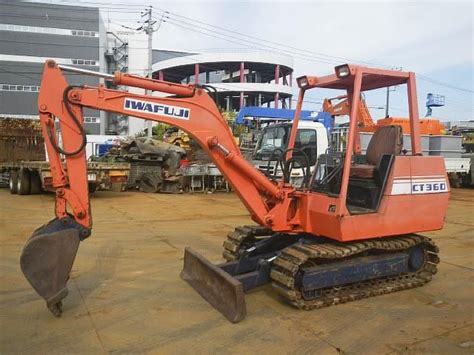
[20,61,449,322]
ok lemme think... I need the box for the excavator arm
[20,60,289,317]
[39,60,283,227]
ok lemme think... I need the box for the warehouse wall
[0,2,102,134]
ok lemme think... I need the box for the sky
[43,0,474,121]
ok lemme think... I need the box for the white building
[152,49,294,112]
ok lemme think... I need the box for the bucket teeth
[20,218,82,317]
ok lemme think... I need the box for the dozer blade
[180,247,246,323]
[20,218,82,317]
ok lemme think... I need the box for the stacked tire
[8,170,18,194]
[9,169,43,195]
[139,172,162,193]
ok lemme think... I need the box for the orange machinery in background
[323,95,446,135]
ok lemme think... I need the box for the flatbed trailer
[0,117,129,194]
[0,160,130,194]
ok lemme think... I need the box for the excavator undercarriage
[186,226,439,322]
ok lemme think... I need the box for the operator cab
[294,65,415,215]
[311,125,403,214]
[348,125,403,213]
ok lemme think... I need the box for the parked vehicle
[0,118,129,194]
[252,120,329,186]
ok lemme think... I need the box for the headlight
[297,76,309,88]
[335,64,351,78]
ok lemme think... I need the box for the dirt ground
[0,188,473,354]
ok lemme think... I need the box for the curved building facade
[152,50,294,111]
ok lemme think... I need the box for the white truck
[444,156,472,187]
[252,120,329,186]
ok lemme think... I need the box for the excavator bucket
[20,218,82,317]
[180,247,246,323]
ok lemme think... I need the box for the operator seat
[350,125,403,179]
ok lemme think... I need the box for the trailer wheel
[29,171,43,194]
[9,170,18,194]
[88,183,97,194]
[460,172,472,187]
[448,173,461,188]
[17,169,31,195]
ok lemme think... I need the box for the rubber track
[270,235,440,310]
[222,225,273,261]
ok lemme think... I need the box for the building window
[0,23,99,37]
[84,117,100,123]
[0,83,40,92]
[0,54,100,67]
[71,59,96,66]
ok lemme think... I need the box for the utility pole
[385,67,402,118]
[385,87,390,118]
[141,6,156,137]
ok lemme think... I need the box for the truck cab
[252,120,329,186]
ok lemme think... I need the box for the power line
[155,8,393,69]
[5,1,472,95]
[417,75,473,94]
[159,18,337,66]
[4,68,468,114]
[158,15,337,65]
[154,9,473,95]
[53,0,151,8]
[4,3,472,102]
[160,15,473,95]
